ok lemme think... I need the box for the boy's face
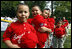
[32,6,42,16]
[42,10,50,18]
[17,5,30,22]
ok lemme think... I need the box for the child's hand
[61,35,65,38]
[38,27,46,32]
[8,44,20,48]
[38,27,47,32]
[38,27,52,33]
[4,40,20,48]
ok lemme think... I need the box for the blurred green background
[1,1,71,23]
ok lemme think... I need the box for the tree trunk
[51,1,53,17]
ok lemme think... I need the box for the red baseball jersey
[32,14,49,43]
[3,20,38,48]
[61,25,66,34]
[54,26,65,38]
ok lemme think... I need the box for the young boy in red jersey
[62,17,69,34]
[31,5,52,48]
[52,19,65,48]
[62,17,69,45]
[43,8,55,33]
[42,8,55,48]
[3,3,38,48]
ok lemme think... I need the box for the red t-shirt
[50,18,55,24]
[3,20,38,48]
[61,25,66,34]
[32,14,49,43]
[54,26,65,38]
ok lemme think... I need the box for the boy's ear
[27,12,30,19]
[28,12,30,17]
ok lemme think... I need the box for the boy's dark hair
[42,8,50,12]
[31,5,41,11]
[32,5,40,8]
[16,3,29,11]
[16,3,29,18]
[44,8,50,11]
[16,3,24,10]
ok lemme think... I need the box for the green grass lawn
[64,29,71,48]
[1,32,8,48]
[64,35,71,48]
[1,29,71,48]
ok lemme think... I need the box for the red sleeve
[63,20,69,27]
[49,18,54,32]
[63,20,68,22]
[36,15,45,24]
[50,18,55,24]
[32,15,47,27]
[63,22,68,27]
[3,23,13,42]
[64,23,68,27]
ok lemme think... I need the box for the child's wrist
[47,28,52,33]
[7,43,13,48]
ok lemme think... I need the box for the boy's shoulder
[32,15,44,23]
[7,22,14,27]
[7,21,18,27]
[63,19,68,22]
[50,18,55,21]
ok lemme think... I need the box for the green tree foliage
[1,1,20,18]
[24,1,46,18]
[53,1,71,23]
[1,1,46,18]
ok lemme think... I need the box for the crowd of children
[3,3,69,48]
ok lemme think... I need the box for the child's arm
[3,23,20,48]
[65,27,68,37]
[4,40,20,48]
[38,26,52,33]
[61,35,65,38]
[63,21,68,27]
